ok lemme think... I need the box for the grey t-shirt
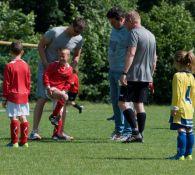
[44,26,83,63]
[127,26,156,82]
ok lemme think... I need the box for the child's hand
[171,106,179,116]
[2,100,7,108]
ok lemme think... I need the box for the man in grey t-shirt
[29,18,86,140]
[119,11,157,143]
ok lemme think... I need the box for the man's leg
[33,98,47,131]
[134,102,146,137]
[109,71,124,140]
[119,101,142,143]
[29,98,47,140]
[29,64,46,140]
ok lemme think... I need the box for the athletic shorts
[36,63,47,99]
[119,81,149,103]
[68,92,78,101]
[6,101,30,117]
[170,123,193,130]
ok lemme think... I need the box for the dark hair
[106,6,125,20]
[72,17,86,30]
[10,41,23,55]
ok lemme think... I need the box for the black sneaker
[107,115,115,121]
[123,133,143,143]
[79,106,84,113]
[49,114,60,126]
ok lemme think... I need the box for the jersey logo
[185,86,192,104]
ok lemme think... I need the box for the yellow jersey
[170,72,195,127]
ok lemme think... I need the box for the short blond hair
[125,10,141,24]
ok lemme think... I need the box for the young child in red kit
[43,48,73,140]
[67,68,83,113]
[2,41,31,148]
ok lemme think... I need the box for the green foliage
[0,2,39,100]
[9,0,65,33]
[141,2,195,103]
[72,0,137,102]
[0,1,36,41]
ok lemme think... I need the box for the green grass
[0,102,194,175]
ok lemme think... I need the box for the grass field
[0,102,194,175]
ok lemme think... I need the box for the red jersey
[69,73,79,93]
[43,61,72,91]
[3,58,31,104]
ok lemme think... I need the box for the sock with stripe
[10,120,19,144]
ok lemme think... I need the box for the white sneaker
[29,131,42,140]
[52,133,74,141]
[111,133,123,141]
[120,135,131,142]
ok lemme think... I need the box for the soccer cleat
[107,115,115,121]
[178,156,185,161]
[122,133,143,143]
[53,133,74,141]
[79,105,84,114]
[19,142,29,148]
[119,134,131,142]
[168,155,185,160]
[111,133,123,141]
[49,114,60,126]
[7,142,19,148]
[52,135,59,141]
[29,131,42,140]
[185,155,192,160]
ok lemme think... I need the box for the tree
[0,2,39,100]
[141,1,195,103]
[9,0,65,33]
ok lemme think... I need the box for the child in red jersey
[43,48,74,140]
[2,41,31,148]
[67,68,83,113]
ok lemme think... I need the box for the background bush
[141,1,195,103]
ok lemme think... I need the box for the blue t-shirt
[108,26,129,72]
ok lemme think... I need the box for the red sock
[10,120,19,144]
[53,99,64,116]
[52,119,62,137]
[20,122,29,144]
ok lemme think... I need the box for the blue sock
[177,131,186,157]
[185,131,194,156]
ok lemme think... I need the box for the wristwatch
[122,72,127,76]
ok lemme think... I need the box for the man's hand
[148,82,154,94]
[120,74,127,86]
[71,59,78,69]
[2,100,7,108]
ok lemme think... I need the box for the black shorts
[68,92,77,101]
[119,81,149,103]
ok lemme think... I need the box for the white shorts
[6,101,30,117]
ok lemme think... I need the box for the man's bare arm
[38,36,50,69]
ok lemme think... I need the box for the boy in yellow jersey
[169,50,195,160]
